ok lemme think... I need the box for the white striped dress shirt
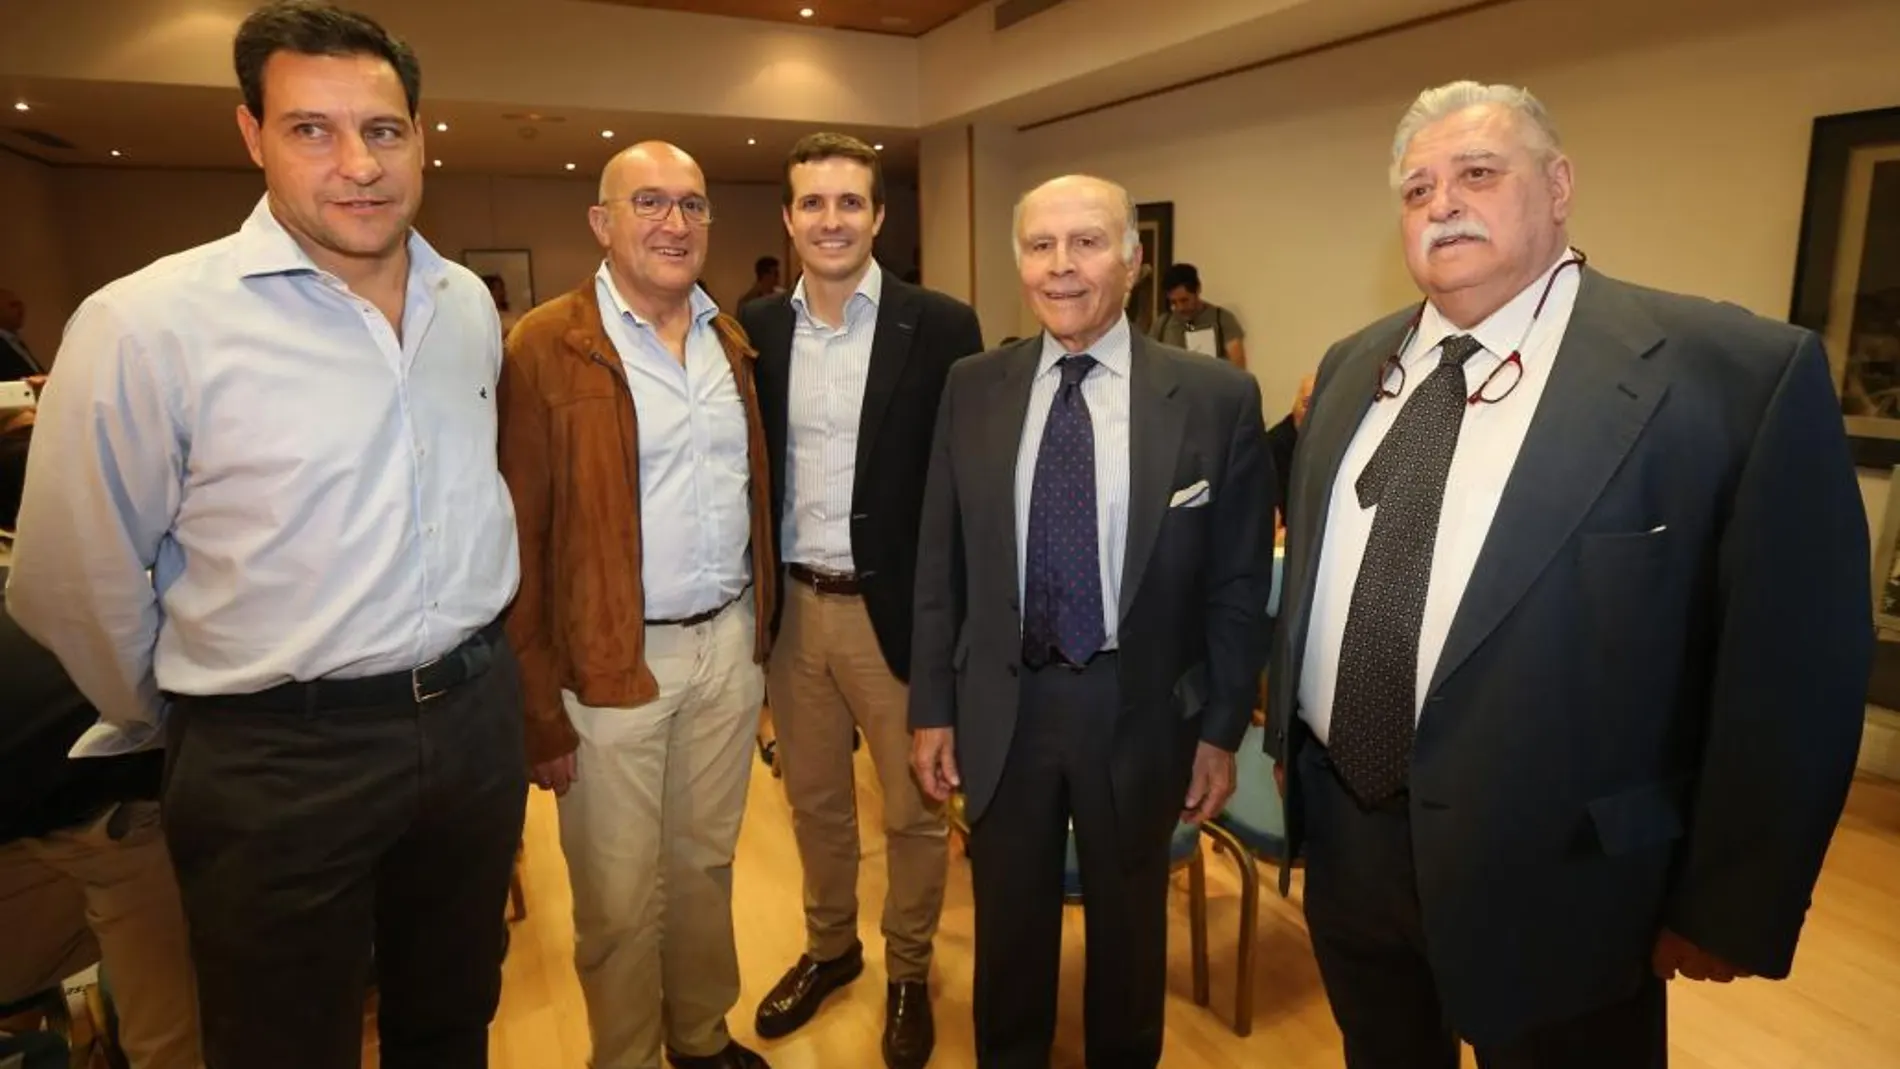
[783,260,883,574]
[1015,315,1132,649]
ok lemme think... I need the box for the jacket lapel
[1119,335,1187,622]
[1426,271,1667,694]
[855,280,921,482]
[988,338,1043,603]
[1277,315,1408,695]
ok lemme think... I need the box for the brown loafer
[883,980,934,1069]
[754,943,865,1039]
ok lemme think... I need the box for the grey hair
[1389,81,1563,187]
[1012,176,1141,266]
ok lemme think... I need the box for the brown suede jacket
[498,279,777,764]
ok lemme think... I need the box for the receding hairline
[598,141,705,202]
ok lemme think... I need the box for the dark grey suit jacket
[911,333,1275,857]
[745,274,984,681]
[1267,269,1871,1044]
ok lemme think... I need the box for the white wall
[995,0,1900,421]
[39,167,916,341]
[0,149,70,361]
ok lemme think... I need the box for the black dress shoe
[664,1040,770,1069]
[883,981,934,1069]
[754,943,865,1039]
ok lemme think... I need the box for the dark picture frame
[1128,201,1175,337]
[1788,105,1900,469]
[463,248,535,329]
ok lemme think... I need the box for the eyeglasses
[609,189,714,227]
[1375,250,1588,407]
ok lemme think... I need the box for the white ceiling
[0,76,920,183]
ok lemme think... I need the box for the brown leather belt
[646,588,745,628]
[789,563,861,597]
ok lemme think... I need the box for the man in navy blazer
[1268,81,1869,1067]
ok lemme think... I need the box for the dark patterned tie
[1327,333,1483,805]
[1023,354,1106,668]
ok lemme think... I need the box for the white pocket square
[1169,480,1211,509]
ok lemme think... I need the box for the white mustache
[1421,219,1490,254]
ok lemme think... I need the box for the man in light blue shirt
[5,5,524,1067]
[498,141,777,1069]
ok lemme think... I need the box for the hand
[531,752,577,796]
[25,374,47,396]
[911,727,960,803]
[1652,929,1752,983]
[1182,741,1236,824]
[1272,760,1287,799]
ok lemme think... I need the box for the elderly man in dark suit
[910,174,1274,1068]
[1268,80,1870,1068]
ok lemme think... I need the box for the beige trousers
[0,801,202,1069]
[768,577,948,981]
[558,595,764,1069]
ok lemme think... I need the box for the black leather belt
[646,588,744,628]
[191,620,504,712]
[789,563,861,597]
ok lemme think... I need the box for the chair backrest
[1217,723,1288,860]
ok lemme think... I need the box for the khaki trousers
[0,801,202,1069]
[558,595,764,1069]
[768,577,947,981]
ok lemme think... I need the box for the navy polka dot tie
[1023,354,1107,668]
[1327,334,1482,806]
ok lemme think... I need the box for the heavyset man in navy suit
[1269,80,1871,1068]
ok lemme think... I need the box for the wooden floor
[366,753,1900,1068]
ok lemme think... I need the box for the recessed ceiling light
[799,7,814,17]
[747,138,756,146]
[432,159,442,167]
[435,121,448,132]
[600,129,615,139]
[873,143,884,151]
[11,101,27,112]
[110,150,123,158]
[565,162,577,171]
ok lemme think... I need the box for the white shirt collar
[595,260,718,328]
[233,194,447,286]
[1038,313,1133,380]
[1413,247,1581,367]
[791,259,883,327]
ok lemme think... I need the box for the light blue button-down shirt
[594,263,752,620]
[783,260,882,573]
[6,196,521,747]
[1014,315,1133,650]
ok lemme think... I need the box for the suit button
[1008,664,1018,677]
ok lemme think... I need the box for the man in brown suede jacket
[499,141,777,1069]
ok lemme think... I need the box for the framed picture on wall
[1129,201,1175,337]
[464,248,535,335]
[1788,105,1900,468]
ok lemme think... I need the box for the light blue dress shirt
[594,263,752,620]
[1014,315,1133,650]
[5,196,521,746]
[783,260,882,573]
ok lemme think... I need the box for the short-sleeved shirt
[1149,302,1245,361]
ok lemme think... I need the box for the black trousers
[162,637,529,1069]
[969,656,1176,1069]
[1297,742,1668,1069]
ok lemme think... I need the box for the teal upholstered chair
[1200,548,1293,1036]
